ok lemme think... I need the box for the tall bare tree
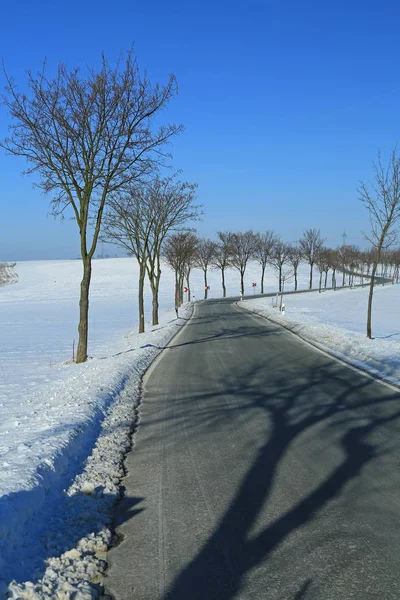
[315,247,330,293]
[101,175,200,332]
[141,176,200,325]
[195,238,217,299]
[1,50,182,362]
[326,248,338,289]
[299,228,324,290]
[213,231,233,298]
[230,231,258,296]
[287,243,303,291]
[359,149,400,338]
[254,231,276,293]
[101,184,151,334]
[336,244,350,286]
[270,239,291,293]
[163,232,198,308]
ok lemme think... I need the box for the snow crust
[241,284,400,386]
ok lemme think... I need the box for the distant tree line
[160,227,400,309]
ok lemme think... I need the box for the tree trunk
[186,270,191,302]
[150,272,161,326]
[240,270,244,296]
[294,266,298,291]
[332,268,336,290]
[204,269,208,299]
[309,264,313,289]
[138,264,145,334]
[280,279,285,311]
[319,271,322,293]
[324,270,328,288]
[342,268,345,286]
[261,264,265,294]
[367,261,378,339]
[175,271,179,308]
[279,266,282,293]
[146,257,161,326]
[179,273,184,305]
[221,268,226,298]
[76,257,92,363]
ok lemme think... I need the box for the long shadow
[375,331,400,340]
[160,363,400,599]
[140,323,281,351]
[133,300,400,600]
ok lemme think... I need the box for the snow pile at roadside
[1,303,192,599]
[240,285,400,386]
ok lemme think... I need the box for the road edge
[103,302,195,599]
[237,300,400,394]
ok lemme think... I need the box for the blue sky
[1,0,400,260]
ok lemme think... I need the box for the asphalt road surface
[105,298,400,600]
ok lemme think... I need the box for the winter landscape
[2,1,400,598]
[0,257,399,597]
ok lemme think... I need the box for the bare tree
[299,228,324,290]
[336,244,350,286]
[213,231,233,298]
[163,232,198,308]
[102,175,200,332]
[287,243,303,291]
[390,248,400,283]
[315,247,330,293]
[195,238,217,299]
[279,266,294,312]
[1,50,182,362]
[184,248,198,303]
[359,149,400,338]
[101,185,150,334]
[254,231,276,293]
[364,248,375,277]
[230,231,258,296]
[347,245,361,286]
[326,248,338,289]
[141,176,200,325]
[270,239,291,293]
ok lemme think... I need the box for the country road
[105,298,400,600]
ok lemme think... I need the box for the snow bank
[2,303,192,598]
[240,284,400,386]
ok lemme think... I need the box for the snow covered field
[241,283,400,386]
[0,257,311,597]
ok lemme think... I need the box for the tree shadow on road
[150,337,400,599]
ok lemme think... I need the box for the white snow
[0,257,311,598]
[1,256,388,598]
[240,283,400,386]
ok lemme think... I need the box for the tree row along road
[105,298,400,600]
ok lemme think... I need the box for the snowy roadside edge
[5,304,193,600]
[238,299,400,391]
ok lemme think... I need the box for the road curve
[105,298,400,600]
